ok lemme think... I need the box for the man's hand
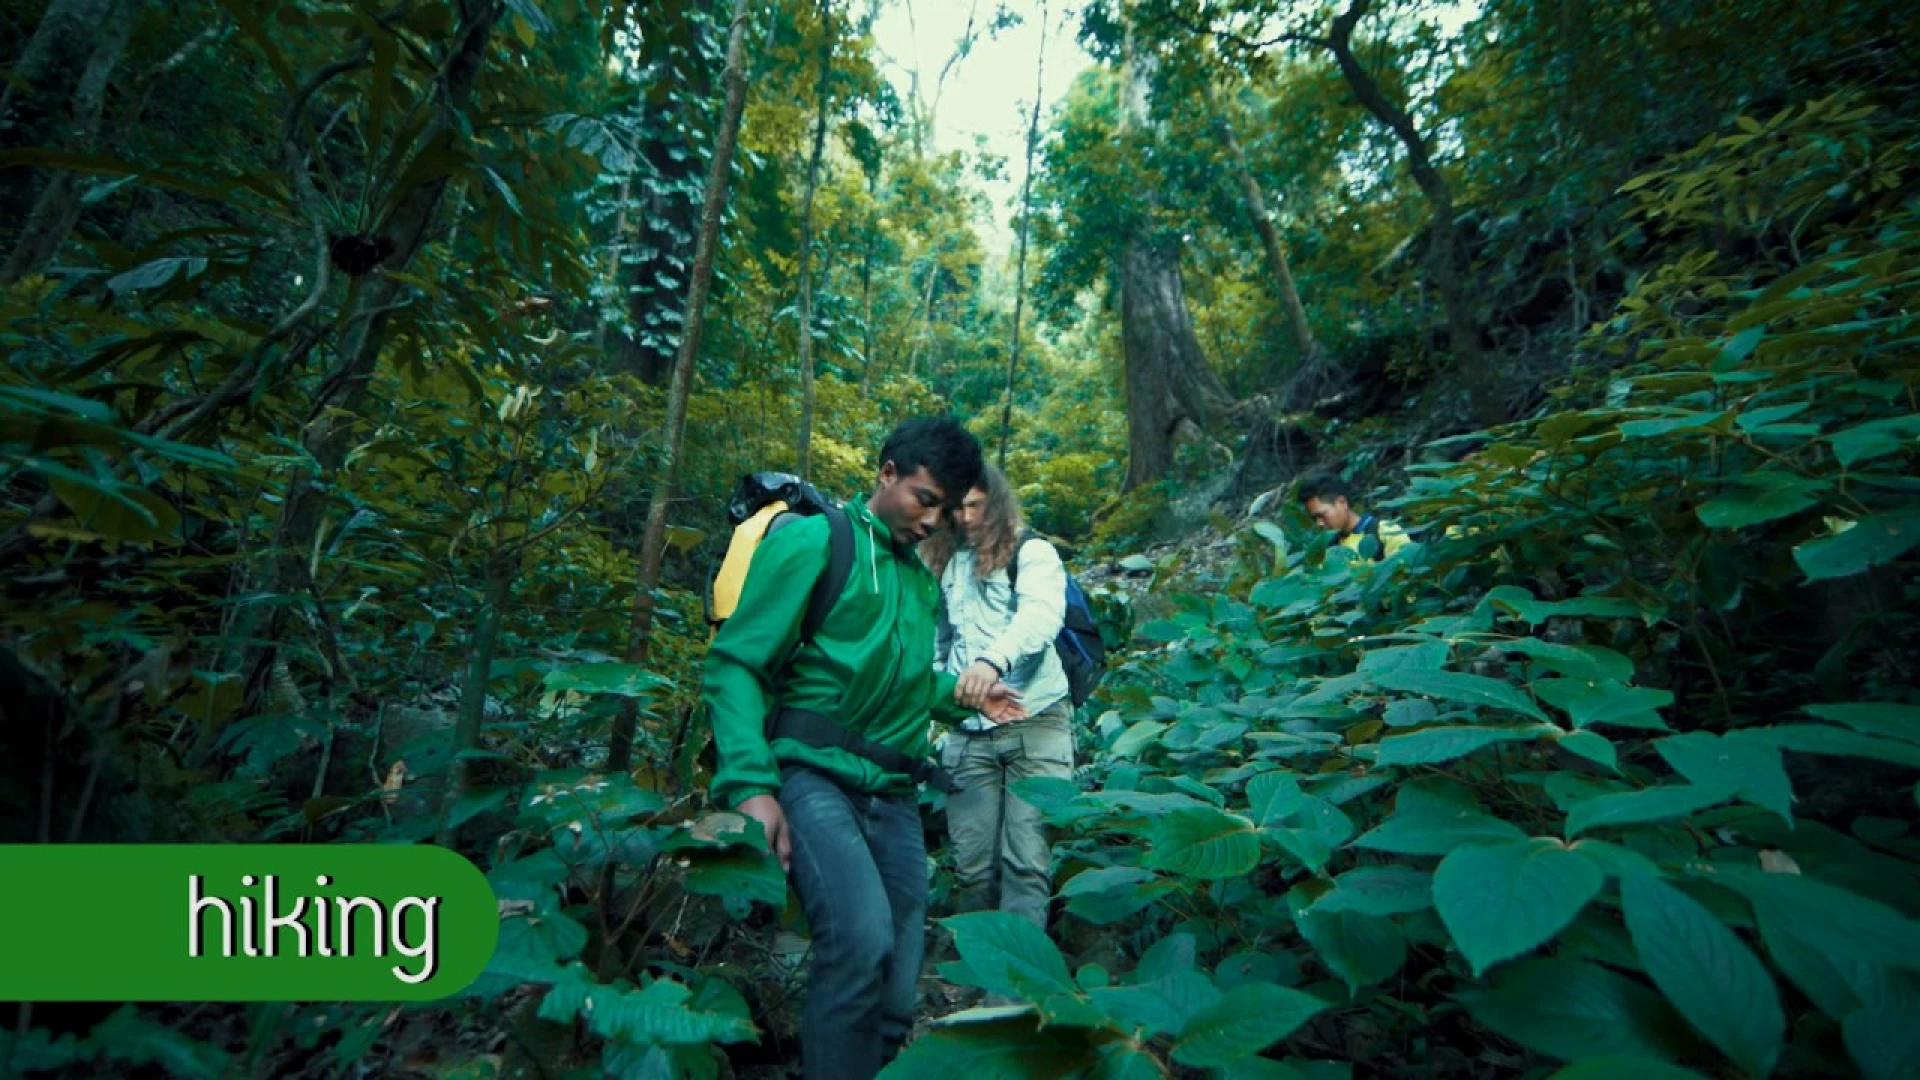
[955,659,1001,709]
[979,681,1027,725]
[737,793,791,872]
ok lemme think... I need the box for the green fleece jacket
[702,496,968,809]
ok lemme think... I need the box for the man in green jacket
[701,417,1024,1080]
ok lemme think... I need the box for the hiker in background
[1297,471,1411,561]
[701,417,1027,1080]
[921,463,1074,932]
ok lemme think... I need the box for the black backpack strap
[772,708,959,793]
[800,502,854,645]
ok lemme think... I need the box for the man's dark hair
[879,416,983,505]
[1297,472,1356,504]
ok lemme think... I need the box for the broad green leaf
[1801,703,1920,746]
[542,662,672,698]
[1844,1006,1920,1080]
[1059,866,1157,899]
[1482,586,1654,625]
[1737,725,1920,769]
[1246,771,1305,826]
[682,850,786,908]
[1735,402,1812,430]
[1794,510,1920,581]
[1314,867,1432,916]
[1357,642,1448,674]
[1171,984,1327,1069]
[1655,732,1794,821]
[1369,668,1549,722]
[1828,414,1920,467]
[1293,907,1405,992]
[1535,679,1673,730]
[1557,730,1620,773]
[1355,779,1527,855]
[1111,719,1168,758]
[1088,970,1219,1039]
[1622,874,1784,1078]
[945,911,1079,1002]
[1697,482,1821,528]
[1465,958,1696,1063]
[1547,1059,1708,1080]
[48,474,179,544]
[1565,784,1735,838]
[1435,839,1604,975]
[1491,638,1635,682]
[1714,867,1920,976]
[1382,698,1437,728]
[1618,409,1729,439]
[877,1014,1094,1079]
[1137,933,1199,982]
[1374,725,1551,767]
[1145,808,1261,879]
[106,255,208,294]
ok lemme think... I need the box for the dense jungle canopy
[4,0,1920,1077]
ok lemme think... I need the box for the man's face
[953,486,989,548]
[1303,495,1355,534]
[872,462,949,546]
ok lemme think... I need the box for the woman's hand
[978,681,1027,725]
[955,658,1001,709]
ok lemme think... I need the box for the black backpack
[1006,531,1109,709]
[708,471,853,664]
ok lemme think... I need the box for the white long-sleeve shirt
[935,537,1070,731]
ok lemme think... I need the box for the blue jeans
[780,767,928,1080]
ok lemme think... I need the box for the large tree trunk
[607,0,752,774]
[794,0,834,480]
[1117,41,1232,492]
[1120,233,1233,491]
[1325,0,1479,366]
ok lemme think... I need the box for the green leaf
[1844,1007,1920,1080]
[1482,586,1655,624]
[1622,873,1784,1078]
[1565,785,1735,838]
[106,255,208,295]
[1088,970,1219,1038]
[879,1015,1095,1079]
[1314,867,1432,916]
[1357,642,1449,674]
[1374,725,1551,767]
[1491,638,1635,683]
[1618,409,1729,439]
[1655,733,1794,821]
[1828,414,1920,467]
[945,911,1080,1003]
[1466,958,1698,1063]
[1170,984,1327,1069]
[1557,730,1620,773]
[1382,698,1437,727]
[682,850,786,908]
[1293,907,1405,992]
[541,662,672,698]
[1355,779,1527,855]
[1247,771,1305,827]
[1714,867,1920,977]
[1794,510,1920,581]
[1111,719,1167,758]
[1146,808,1261,879]
[1802,702,1920,745]
[1697,481,1822,528]
[1369,668,1549,721]
[1535,679,1673,730]
[1738,725,1920,769]
[1547,1059,1708,1080]
[47,473,179,544]
[1435,838,1605,975]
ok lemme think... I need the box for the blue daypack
[1007,530,1109,708]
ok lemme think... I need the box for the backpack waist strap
[770,708,959,794]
